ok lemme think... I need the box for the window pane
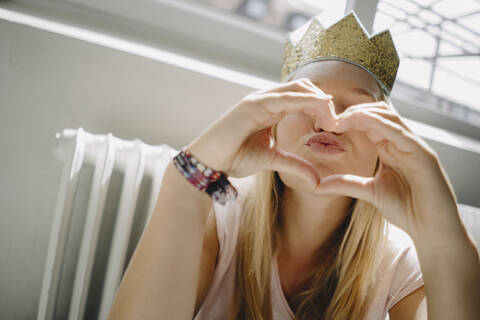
[418,9,443,25]
[432,0,479,18]
[395,29,437,57]
[460,14,480,33]
[189,0,347,32]
[397,59,433,90]
[433,57,480,111]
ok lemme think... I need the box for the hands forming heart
[314,99,462,245]
[186,77,462,246]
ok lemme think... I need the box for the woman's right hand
[184,78,336,189]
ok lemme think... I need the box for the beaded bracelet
[172,148,238,205]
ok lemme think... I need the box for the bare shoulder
[194,206,219,316]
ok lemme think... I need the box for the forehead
[291,60,382,98]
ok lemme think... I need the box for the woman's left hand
[313,100,463,246]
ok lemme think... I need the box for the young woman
[108,18,480,320]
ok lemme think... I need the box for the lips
[305,132,345,150]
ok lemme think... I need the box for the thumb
[268,147,320,188]
[315,174,375,203]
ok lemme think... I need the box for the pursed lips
[305,132,345,150]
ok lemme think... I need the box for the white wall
[1,1,479,319]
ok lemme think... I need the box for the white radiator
[38,128,178,320]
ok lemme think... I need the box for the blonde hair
[232,91,392,319]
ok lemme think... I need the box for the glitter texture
[281,11,399,95]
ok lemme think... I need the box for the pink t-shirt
[194,176,424,320]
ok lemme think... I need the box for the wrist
[165,161,213,206]
[413,231,480,285]
[409,207,468,250]
[411,222,475,257]
[185,138,226,173]
[172,148,238,205]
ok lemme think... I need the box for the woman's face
[276,60,383,191]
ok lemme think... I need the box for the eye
[345,99,372,109]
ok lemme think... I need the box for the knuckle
[257,92,284,109]
[297,77,312,85]
[298,78,317,89]
[293,81,310,91]
[286,78,312,91]
[262,92,283,102]
[239,92,269,112]
[241,92,261,106]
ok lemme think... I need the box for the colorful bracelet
[172,148,238,205]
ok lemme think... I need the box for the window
[188,0,347,32]
[190,0,480,124]
[373,0,480,123]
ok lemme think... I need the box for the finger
[343,105,395,119]
[335,109,420,154]
[266,78,332,97]
[338,107,411,144]
[252,91,333,129]
[342,103,413,133]
[314,173,375,203]
[295,78,330,97]
[343,100,393,112]
[341,107,426,167]
[268,147,320,189]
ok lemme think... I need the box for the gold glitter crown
[281,11,400,95]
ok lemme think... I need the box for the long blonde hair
[232,92,391,319]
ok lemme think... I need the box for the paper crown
[281,11,400,95]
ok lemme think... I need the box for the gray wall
[0,18,251,319]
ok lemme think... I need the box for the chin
[277,171,317,193]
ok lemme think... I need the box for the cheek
[276,114,310,147]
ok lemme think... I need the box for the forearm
[108,160,213,320]
[412,222,480,320]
